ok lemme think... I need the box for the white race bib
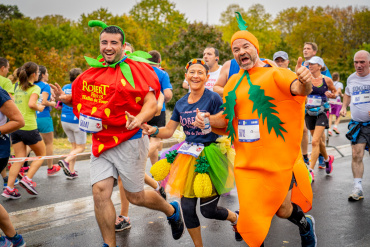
[79,113,102,133]
[238,119,260,142]
[178,142,204,158]
[307,95,322,107]
[353,90,370,105]
[329,98,341,105]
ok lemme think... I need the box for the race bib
[353,90,370,105]
[307,95,322,107]
[238,119,260,142]
[329,98,341,105]
[79,113,102,133]
[178,142,204,157]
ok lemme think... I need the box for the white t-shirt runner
[184,65,222,92]
[345,72,370,122]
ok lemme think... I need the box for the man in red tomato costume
[51,20,185,247]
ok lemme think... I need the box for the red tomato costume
[72,58,160,157]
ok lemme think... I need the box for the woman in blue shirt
[143,59,238,246]
[58,68,86,179]
[34,65,61,176]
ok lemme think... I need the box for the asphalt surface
[1,121,369,247]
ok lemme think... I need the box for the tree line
[0,1,368,136]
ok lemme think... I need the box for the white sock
[354,178,363,190]
[333,125,337,128]
[232,212,238,225]
[155,181,160,191]
[324,157,330,162]
[122,215,129,221]
[6,186,14,191]
[25,176,32,181]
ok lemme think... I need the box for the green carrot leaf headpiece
[235,12,248,31]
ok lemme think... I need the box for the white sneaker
[348,187,364,201]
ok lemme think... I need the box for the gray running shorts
[90,136,149,192]
[61,121,87,145]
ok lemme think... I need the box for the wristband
[151,126,159,137]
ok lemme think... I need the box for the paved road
[1,122,369,247]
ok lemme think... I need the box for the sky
[3,0,369,25]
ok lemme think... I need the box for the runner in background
[58,68,86,179]
[328,72,344,136]
[0,85,26,247]
[34,65,61,176]
[2,62,46,199]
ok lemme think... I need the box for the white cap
[307,56,325,67]
[273,51,289,61]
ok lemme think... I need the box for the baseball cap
[273,51,289,61]
[307,56,325,67]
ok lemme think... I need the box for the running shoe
[1,187,21,199]
[20,177,38,195]
[300,215,317,247]
[303,158,310,167]
[58,160,72,177]
[232,211,243,242]
[0,236,12,247]
[348,187,364,201]
[325,155,334,174]
[309,169,315,183]
[5,234,26,247]
[47,165,61,176]
[167,201,185,240]
[66,172,79,180]
[318,154,324,167]
[19,167,29,175]
[328,129,333,136]
[115,215,131,232]
[318,163,326,169]
[333,127,340,134]
[158,185,167,200]
[2,177,19,188]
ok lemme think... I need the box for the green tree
[219,4,280,59]
[0,4,23,21]
[130,0,188,50]
[163,22,231,109]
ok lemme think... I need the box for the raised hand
[49,83,71,103]
[125,111,142,130]
[295,57,312,85]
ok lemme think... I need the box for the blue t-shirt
[34,81,52,118]
[171,89,222,143]
[61,83,78,124]
[0,87,11,158]
[152,66,172,111]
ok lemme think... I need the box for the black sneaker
[158,186,167,201]
[167,201,185,240]
[233,210,243,242]
[300,215,317,247]
[115,215,131,232]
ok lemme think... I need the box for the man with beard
[51,20,184,247]
[193,12,315,247]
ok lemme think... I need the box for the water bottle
[201,113,212,134]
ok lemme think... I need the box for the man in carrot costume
[194,13,315,247]
[51,20,185,247]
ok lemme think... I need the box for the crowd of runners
[0,12,369,247]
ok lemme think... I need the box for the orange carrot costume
[219,13,313,247]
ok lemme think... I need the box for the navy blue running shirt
[0,87,11,158]
[171,89,223,143]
